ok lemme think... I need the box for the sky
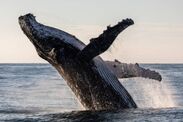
[0,0,183,63]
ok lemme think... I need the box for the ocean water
[0,64,183,121]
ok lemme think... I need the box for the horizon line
[0,62,183,64]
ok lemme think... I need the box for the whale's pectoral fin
[77,18,134,62]
[105,60,162,81]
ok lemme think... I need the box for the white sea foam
[121,78,176,108]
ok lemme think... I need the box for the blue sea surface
[0,64,183,121]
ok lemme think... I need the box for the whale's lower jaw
[19,14,137,110]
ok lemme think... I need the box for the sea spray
[121,78,176,108]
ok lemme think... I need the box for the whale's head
[19,13,85,64]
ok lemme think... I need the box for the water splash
[120,78,176,108]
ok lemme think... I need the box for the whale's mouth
[18,14,85,64]
[19,14,56,62]
[19,14,37,38]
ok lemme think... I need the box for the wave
[0,108,39,114]
[5,108,183,122]
[0,76,6,79]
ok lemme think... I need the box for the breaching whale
[19,13,137,110]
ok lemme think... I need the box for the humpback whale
[19,14,137,110]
